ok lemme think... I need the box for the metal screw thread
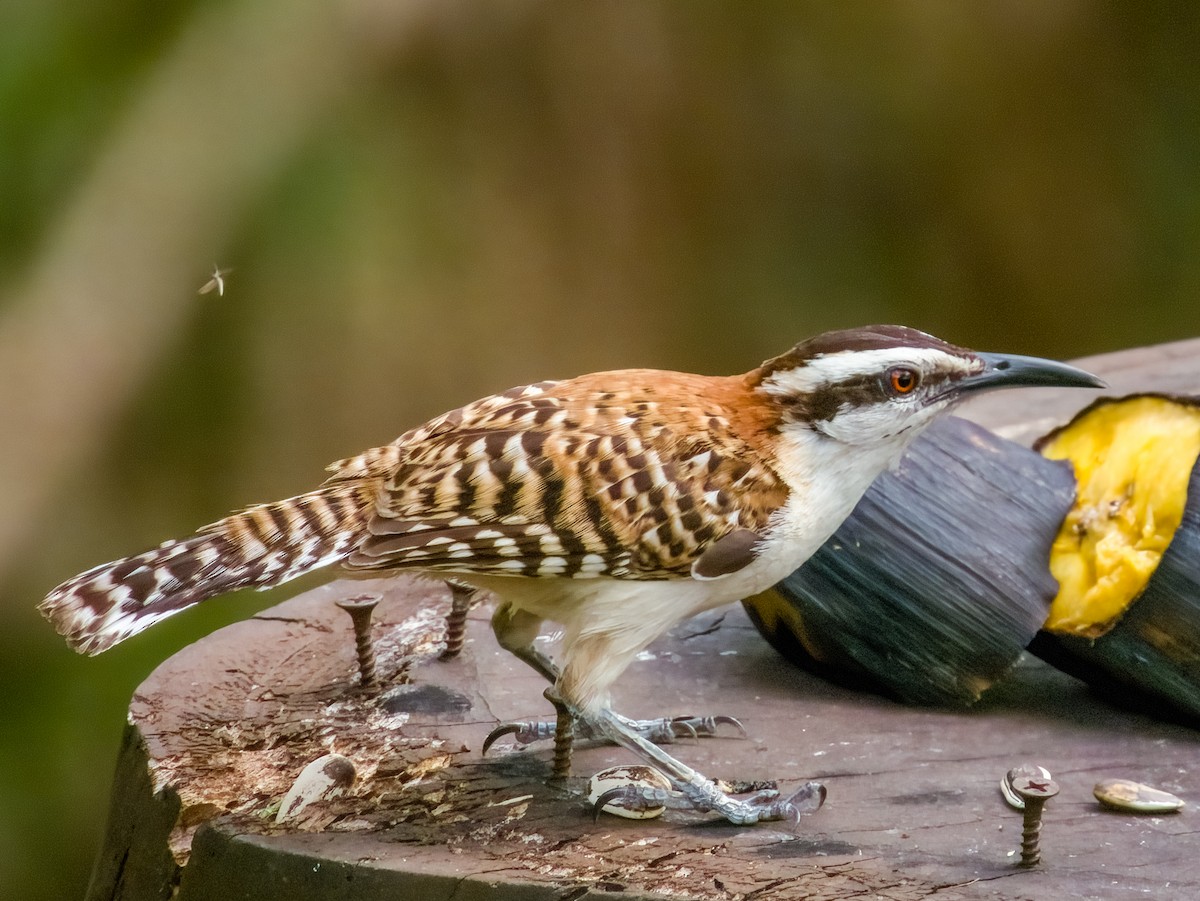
[1020,800,1046,866]
[544,687,574,782]
[551,708,574,782]
[336,595,380,693]
[440,580,474,660]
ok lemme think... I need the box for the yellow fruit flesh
[1041,397,1200,637]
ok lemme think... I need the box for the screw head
[1012,777,1059,802]
[335,594,380,613]
[1002,764,1055,809]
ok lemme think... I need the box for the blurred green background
[3,2,1199,897]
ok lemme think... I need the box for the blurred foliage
[2,2,1199,897]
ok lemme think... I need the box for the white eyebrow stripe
[760,347,975,396]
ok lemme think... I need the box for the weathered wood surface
[88,339,1200,901]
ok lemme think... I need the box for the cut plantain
[1030,394,1200,721]
[744,416,1076,707]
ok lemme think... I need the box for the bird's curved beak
[960,352,1106,394]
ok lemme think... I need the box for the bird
[39,324,1103,825]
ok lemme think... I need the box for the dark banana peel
[1029,394,1200,721]
[743,416,1076,707]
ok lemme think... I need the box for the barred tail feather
[39,484,374,655]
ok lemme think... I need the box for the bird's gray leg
[586,706,826,826]
[443,586,577,772]
[482,604,746,777]
[555,634,821,823]
[491,600,559,682]
[485,602,576,778]
[482,602,745,771]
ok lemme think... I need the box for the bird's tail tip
[39,484,374,654]
[38,534,228,655]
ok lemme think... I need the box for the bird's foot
[586,764,823,825]
[482,712,743,753]
[481,719,559,753]
[679,779,826,826]
[588,764,676,820]
[617,713,747,744]
[586,706,825,827]
[478,687,579,779]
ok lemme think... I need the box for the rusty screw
[440,579,475,660]
[335,595,380,693]
[1012,775,1059,867]
[543,686,576,783]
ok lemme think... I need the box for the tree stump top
[93,339,1200,901]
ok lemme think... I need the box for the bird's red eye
[888,367,919,395]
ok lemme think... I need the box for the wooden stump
[87,340,1200,901]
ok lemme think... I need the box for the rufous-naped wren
[40,325,1102,825]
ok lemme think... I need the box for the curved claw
[710,714,747,737]
[592,788,621,821]
[670,719,699,743]
[592,787,638,822]
[589,783,671,821]
[664,714,747,741]
[481,723,524,756]
[768,781,827,826]
[482,719,560,755]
